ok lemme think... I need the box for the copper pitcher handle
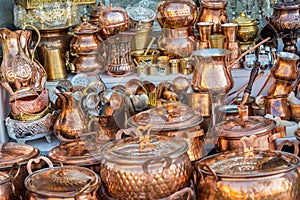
[142,156,172,174]
[169,187,195,200]
[22,23,41,63]
[277,140,299,156]
[27,156,53,175]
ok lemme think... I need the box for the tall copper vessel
[198,0,228,34]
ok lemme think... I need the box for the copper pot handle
[142,156,172,174]
[195,163,219,182]
[115,127,139,140]
[277,140,299,155]
[26,156,54,175]
[8,163,21,200]
[74,178,98,200]
[269,126,287,150]
[168,187,195,200]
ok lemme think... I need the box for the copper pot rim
[201,0,227,8]
[196,149,300,178]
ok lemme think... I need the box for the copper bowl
[9,89,49,115]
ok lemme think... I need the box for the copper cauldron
[0,142,40,198]
[194,139,300,200]
[25,156,101,200]
[128,103,204,162]
[100,133,192,200]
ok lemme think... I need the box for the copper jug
[54,91,86,142]
[198,0,228,34]
[271,51,299,82]
[191,48,233,93]
[0,26,46,102]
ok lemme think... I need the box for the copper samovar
[266,0,300,53]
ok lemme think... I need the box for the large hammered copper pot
[156,0,198,29]
[0,171,15,200]
[0,142,40,198]
[128,103,204,162]
[213,115,285,152]
[100,134,192,200]
[25,156,101,200]
[194,141,300,200]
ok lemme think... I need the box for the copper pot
[0,171,15,199]
[72,52,104,74]
[48,138,107,174]
[100,134,192,200]
[198,0,228,34]
[156,0,198,29]
[213,115,285,152]
[25,156,101,200]
[98,6,129,39]
[194,141,300,200]
[128,103,204,162]
[0,142,40,198]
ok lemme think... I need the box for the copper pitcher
[191,48,233,93]
[53,91,86,142]
[0,26,46,102]
[271,51,299,82]
[198,0,228,34]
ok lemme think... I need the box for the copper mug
[209,35,225,48]
[196,22,214,49]
[265,96,291,120]
[43,47,67,81]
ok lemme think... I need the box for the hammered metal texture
[101,154,192,200]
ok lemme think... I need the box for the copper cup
[209,34,225,48]
[197,22,214,42]
[221,23,238,43]
[43,47,67,81]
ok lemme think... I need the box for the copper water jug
[54,91,86,142]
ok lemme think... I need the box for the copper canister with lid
[128,103,204,162]
[100,134,192,200]
[0,142,40,198]
[194,141,300,199]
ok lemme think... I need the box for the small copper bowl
[9,89,49,115]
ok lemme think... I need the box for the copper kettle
[53,90,87,142]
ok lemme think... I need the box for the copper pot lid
[273,1,300,9]
[100,135,188,165]
[0,142,39,168]
[213,116,276,138]
[99,6,129,27]
[198,149,300,177]
[127,6,156,22]
[232,12,258,26]
[25,166,100,197]
[48,140,107,166]
[201,0,227,8]
[73,17,99,34]
[128,103,203,132]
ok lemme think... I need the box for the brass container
[213,115,285,152]
[198,0,228,34]
[43,47,67,81]
[100,135,192,200]
[271,51,299,82]
[208,34,225,49]
[156,0,198,29]
[191,48,233,93]
[232,12,258,43]
[128,103,204,162]
[36,27,72,66]
[0,142,40,198]
[98,6,129,39]
[195,147,300,200]
[25,157,100,200]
